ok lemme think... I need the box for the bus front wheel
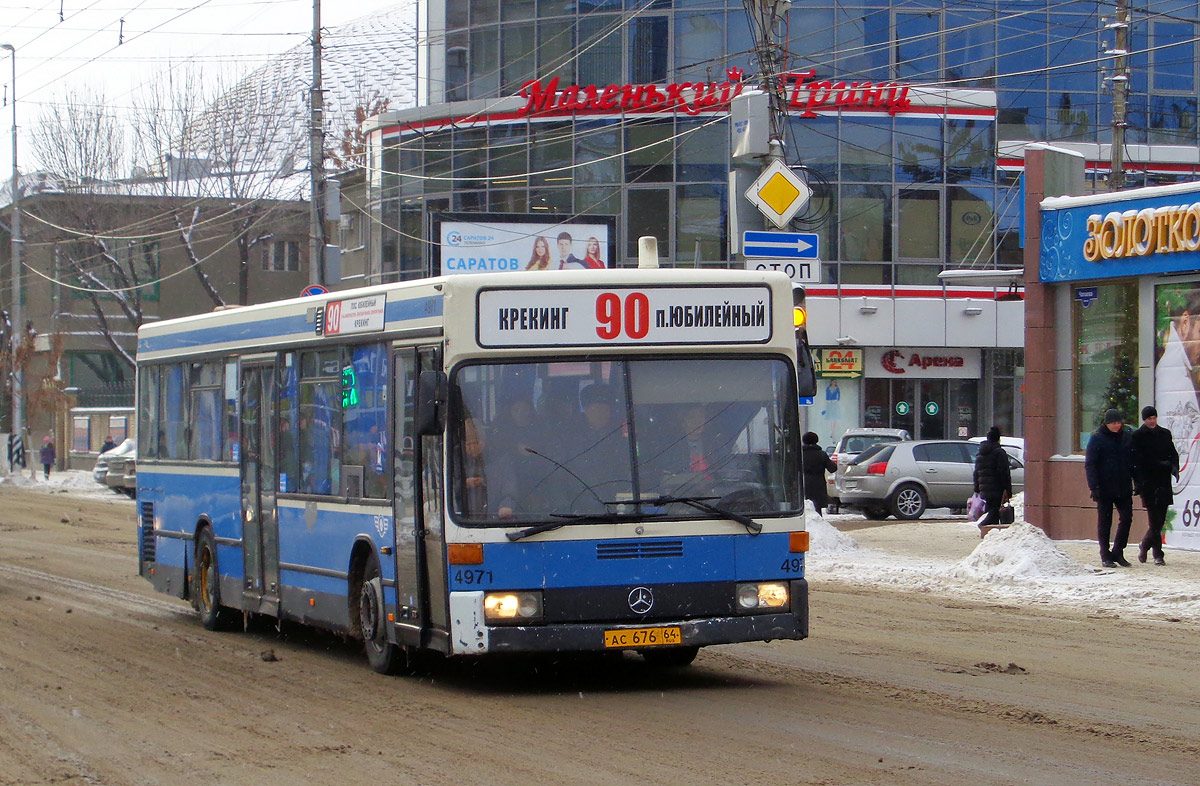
[357,554,403,675]
[194,527,236,631]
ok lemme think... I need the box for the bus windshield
[451,357,800,525]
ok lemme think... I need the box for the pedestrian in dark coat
[39,435,56,480]
[973,426,1012,528]
[1132,405,1179,565]
[801,432,837,516]
[99,435,116,454]
[1084,409,1136,567]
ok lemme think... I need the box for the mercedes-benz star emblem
[628,586,654,614]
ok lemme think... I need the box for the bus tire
[194,527,235,631]
[357,553,402,675]
[640,645,699,667]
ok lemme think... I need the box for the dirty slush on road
[3,481,1200,786]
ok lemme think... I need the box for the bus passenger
[564,384,632,507]
[460,419,516,519]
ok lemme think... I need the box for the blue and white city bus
[136,268,810,672]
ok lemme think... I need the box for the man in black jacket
[1085,408,1137,568]
[973,426,1012,528]
[1132,405,1179,565]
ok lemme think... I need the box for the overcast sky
[0,0,407,181]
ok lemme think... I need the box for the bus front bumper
[448,579,808,656]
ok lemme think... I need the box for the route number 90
[596,292,650,340]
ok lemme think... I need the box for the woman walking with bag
[973,426,1012,529]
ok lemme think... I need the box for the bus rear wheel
[357,553,403,675]
[639,645,699,667]
[194,527,236,631]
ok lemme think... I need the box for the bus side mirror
[796,337,817,398]
[415,370,447,436]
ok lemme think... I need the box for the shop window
[627,188,671,260]
[840,118,892,182]
[675,11,724,83]
[469,0,498,26]
[501,22,536,93]
[540,19,574,84]
[468,27,499,100]
[895,119,942,183]
[944,11,995,88]
[947,186,994,266]
[629,16,668,83]
[898,189,940,261]
[676,183,726,264]
[575,121,621,184]
[1151,22,1194,93]
[676,119,725,182]
[530,125,572,187]
[1073,281,1138,452]
[894,11,939,82]
[578,15,622,86]
[787,116,837,180]
[839,185,890,263]
[946,119,994,184]
[625,121,674,182]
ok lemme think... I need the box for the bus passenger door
[240,362,280,616]
[391,348,428,643]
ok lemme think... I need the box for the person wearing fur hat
[1085,408,1136,568]
[1132,405,1179,565]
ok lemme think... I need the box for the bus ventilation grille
[140,502,156,561]
[596,540,684,560]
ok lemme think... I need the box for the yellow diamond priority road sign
[745,160,812,228]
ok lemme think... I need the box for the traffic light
[793,286,816,397]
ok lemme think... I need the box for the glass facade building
[363,0,1200,439]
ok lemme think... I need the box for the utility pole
[1105,0,1130,192]
[2,43,23,465]
[309,0,327,286]
[746,0,792,166]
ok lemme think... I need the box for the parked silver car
[105,453,137,498]
[826,427,911,512]
[836,439,1025,520]
[92,438,135,486]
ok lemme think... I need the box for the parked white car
[968,435,1024,463]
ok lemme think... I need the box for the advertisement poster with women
[1154,282,1200,550]
[435,213,615,276]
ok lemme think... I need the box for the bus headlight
[735,582,790,612]
[483,591,543,624]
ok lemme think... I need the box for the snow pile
[1009,491,1026,523]
[805,504,859,557]
[0,468,126,498]
[952,522,1094,582]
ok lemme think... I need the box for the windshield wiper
[505,509,657,542]
[634,495,763,535]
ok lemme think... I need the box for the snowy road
[2,473,1199,785]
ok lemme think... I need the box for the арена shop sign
[864,347,981,378]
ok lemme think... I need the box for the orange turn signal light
[789,531,809,553]
[448,543,484,565]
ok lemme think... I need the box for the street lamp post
[1,43,23,471]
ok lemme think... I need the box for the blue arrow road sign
[743,230,820,259]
